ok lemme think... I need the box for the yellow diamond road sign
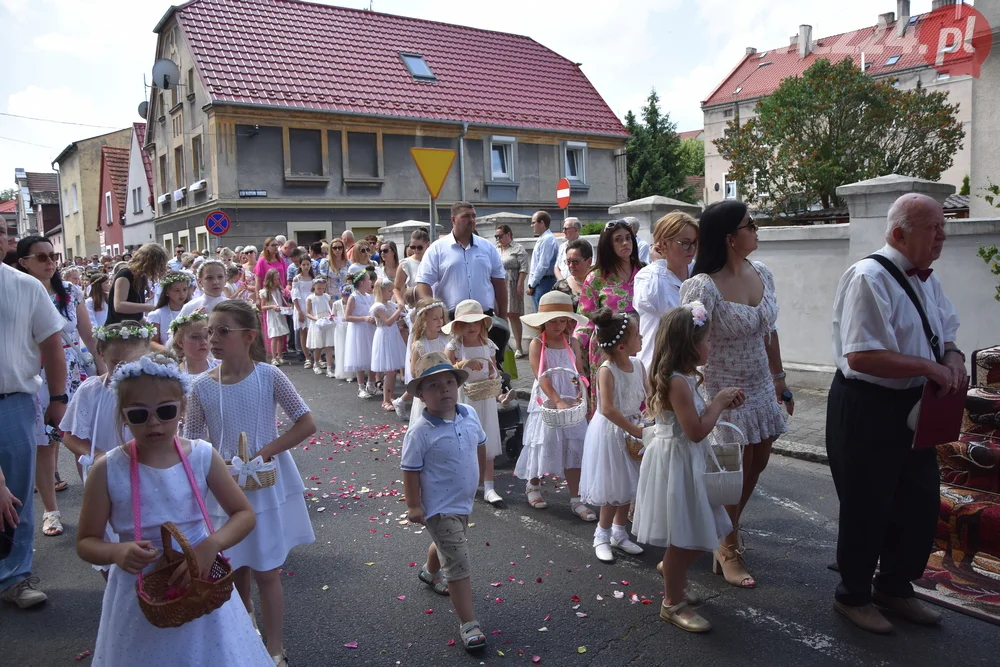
[410,147,456,200]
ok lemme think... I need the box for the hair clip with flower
[687,301,708,327]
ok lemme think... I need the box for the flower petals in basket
[703,421,747,507]
[229,432,277,491]
[456,357,503,401]
[137,522,233,628]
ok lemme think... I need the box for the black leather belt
[0,392,27,400]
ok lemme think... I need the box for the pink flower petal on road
[344,642,358,649]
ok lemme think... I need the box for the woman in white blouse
[632,212,699,371]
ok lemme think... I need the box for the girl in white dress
[370,278,406,411]
[76,353,271,666]
[445,299,505,508]
[259,269,290,366]
[177,259,228,318]
[405,299,449,421]
[344,266,378,397]
[631,303,745,633]
[184,300,316,666]
[291,257,315,369]
[515,291,593,521]
[148,271,192,350]
[579,308,647,563]
[85,273,110,331]
[169,312,217,376]
[332,285,351,381]
[305,277,336,378]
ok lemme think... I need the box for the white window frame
[71,184,79,212]
[177,229,190,254]
[63,189,69,217]
[490,136,515,181]
[194,225,209,252]
[564,141,587,183]
[161,234,174,255]
[105,192,113,224]
[723,173,738,200]
[133,187,143,214]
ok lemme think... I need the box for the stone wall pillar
[608,195,702,245]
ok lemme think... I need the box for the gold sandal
[713,544,756,588]
[659,600,711,633]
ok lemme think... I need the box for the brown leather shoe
[872,591,942,626]
[834,601,894,634]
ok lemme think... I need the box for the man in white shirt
[827,193,965,634]
[625,217,651,264]
[554,217,581,281]
[526,210,559,310]
[167,245,185,272]
[0,231,68,609]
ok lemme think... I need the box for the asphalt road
[2,364,996,667]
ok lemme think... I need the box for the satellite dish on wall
[138,101,149,119]
[151,59,181,89]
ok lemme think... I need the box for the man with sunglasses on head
[554,217,581,282]
[0,231,68,609]
[526,210,559,309]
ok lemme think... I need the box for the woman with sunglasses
[348,242,373,267]
[633,212,699,371]
[679,200,791,591]
[375,240,400,289]
[394,229,429,305]
[552,239,593,312]
[573,220,645,409]
[253,238,288,359]
[495,225,530,358]
[16,236,106,537]
[320,239,349,295]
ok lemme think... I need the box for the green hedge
[581,221,606,236]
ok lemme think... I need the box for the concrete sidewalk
[509,355,829,464]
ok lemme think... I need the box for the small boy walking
[401,351,488,652]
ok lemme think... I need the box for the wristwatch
[781,390,793,403]
[49,394,69,404]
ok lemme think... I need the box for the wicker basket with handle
[624,416,654,461]
[130,438,233,628]
[535,331,589,428]
[230,432,277,492]
[458,357,503,401]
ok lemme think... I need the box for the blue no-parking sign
[205,210,230,237]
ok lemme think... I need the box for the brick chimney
[798,24,813,58]
[879,12,895,29]
[896,0,910,36]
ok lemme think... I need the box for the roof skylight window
[886,55,901,66]
[400,53,436,81]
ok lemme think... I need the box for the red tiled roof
[133,123,154,193]
[704,14,941,107]
[101,146,131,219]
[171,0,627,137]
[678,129,704,141]
[0,199,17,214]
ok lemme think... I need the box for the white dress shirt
[528,229,558,288]
[633,260,690,370]
[416,233,505,312]
[167,257,184,272]
[637,238,651,264]
[555,240,569,280]
[832,244,960,390]
[0,263,67,395]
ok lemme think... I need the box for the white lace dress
[332,299,349,379]
[344,291,375,373]
[408,336,448,421]
[92,441,272,666]
[447,339,502,458]
[291,277,313,331]
[680,261,786,444]
[579,358,645,506]
[184,364,315,571]
[632,373,733,550]
[370,302,406,372]
[306,294,336,349]
[514,343,587,480]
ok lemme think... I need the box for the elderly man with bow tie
[826,193,967,634]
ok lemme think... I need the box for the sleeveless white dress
[344,291,375,373]
[514,343,587,480]
[408,336,448,421]
[632,373,733,550]
[306,294,336,349]
[291,277,313,331]
[92,441,272,666]
[184,364,315,571]
[332,299,349,379]
[579,357,644,506]
[448,339,502,458]
[370,302,406,372]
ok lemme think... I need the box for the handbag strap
[866,254,942,363]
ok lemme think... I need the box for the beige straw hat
[405,351,469,395]
[441,299,493,335]
[520,291,589,329]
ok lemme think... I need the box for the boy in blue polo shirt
[401,351,487,652]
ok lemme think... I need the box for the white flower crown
[415,300,445,319]
[94,323,156,342]
[110,354,191,394]
[169,311,209,334]
[160,272,195,289]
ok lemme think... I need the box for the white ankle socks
[611,523,629,543]
[594,526,611,545]
[483,481,495,494]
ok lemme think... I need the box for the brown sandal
[526,485,547,509]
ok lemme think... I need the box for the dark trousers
[825,371,940,606]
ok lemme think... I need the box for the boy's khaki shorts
[425,513,471,581]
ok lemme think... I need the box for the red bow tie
[906,267,933,282]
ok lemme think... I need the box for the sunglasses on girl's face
[30,252,59,263]
[409,244,426,251]
[206,325,251,337]
[123,402,181,425]
[332,246,344,252]
[359,247,370,254]
[380,247,391,254]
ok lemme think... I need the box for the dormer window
[400,53,436,81]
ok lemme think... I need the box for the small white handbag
[703,421,746,507]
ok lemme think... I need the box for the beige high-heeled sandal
[713,544,756,588]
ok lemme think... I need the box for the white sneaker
[611,535,644,555]
[326,370,336,378]
[313,366,323,375]
[1,577,47,609]
[366,382,378,395]
[304,360,313,369]
[483,488,504,507]
[392,396,408,419]
[594,539,615,563]
[358,389,372,399]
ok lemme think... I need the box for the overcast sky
[0,0,949,191]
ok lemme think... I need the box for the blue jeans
[0,393,38,592]
[532,275,557,311]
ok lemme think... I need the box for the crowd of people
[0,192,964,661]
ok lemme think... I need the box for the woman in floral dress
[574,220,645,408]
[680,200,792,590]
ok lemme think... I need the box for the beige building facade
[53,128,132,258]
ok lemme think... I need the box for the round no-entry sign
[556,178,571,209]
[205,210,230,237]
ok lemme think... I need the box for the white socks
[594,525,611,545]
[483,481,495,494]
[612,523,630,543]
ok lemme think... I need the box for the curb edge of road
[773,439,829,465]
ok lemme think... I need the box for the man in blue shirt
[526,210,558,310]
